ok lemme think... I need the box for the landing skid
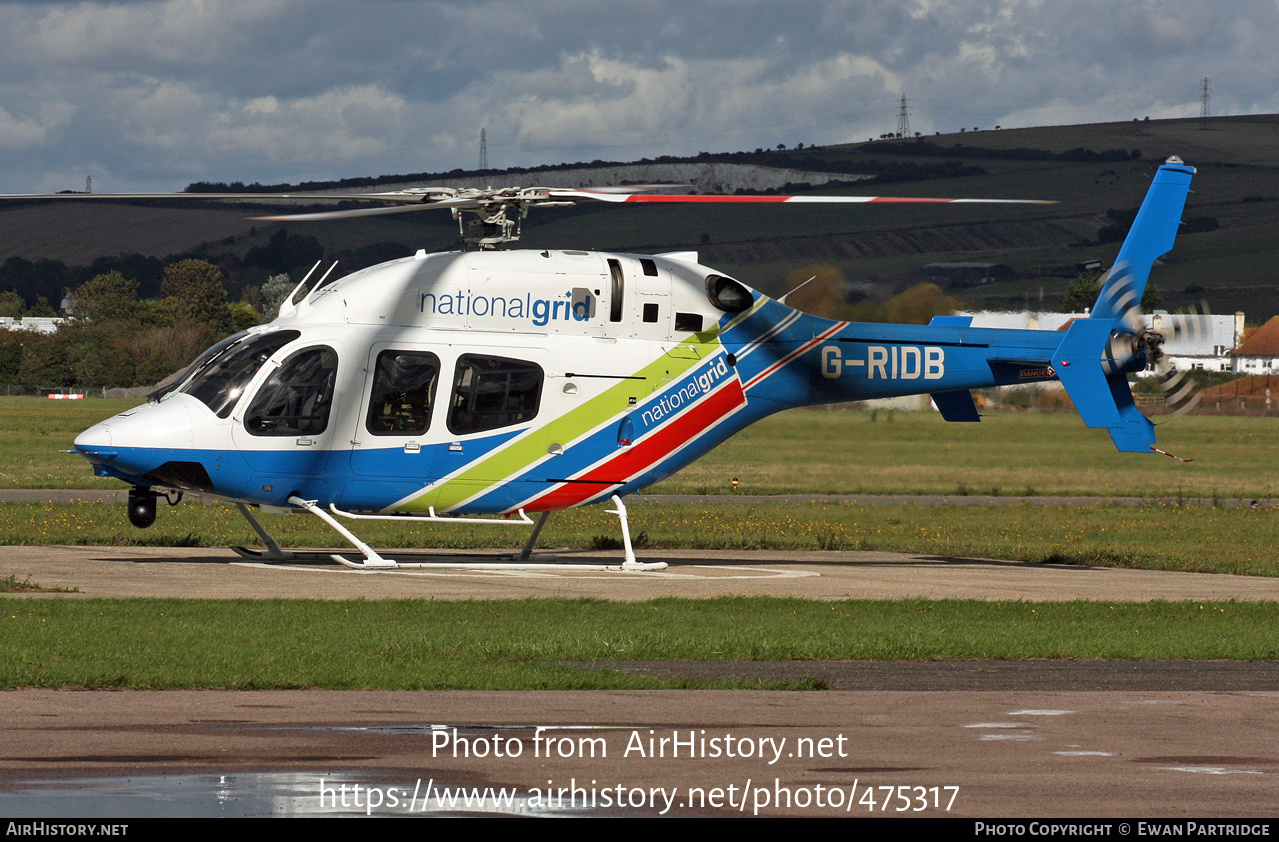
[229,544,334,563]
[235,503,295,560]
[230,495,667,571]
[230,546,661,572]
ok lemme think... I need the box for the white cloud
[0,102,72,149]
[0,0,1274,191]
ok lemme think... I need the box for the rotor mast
[445,187,575,249]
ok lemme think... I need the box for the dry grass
[654,407,1278,499]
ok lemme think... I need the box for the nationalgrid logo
[419,287,596,326]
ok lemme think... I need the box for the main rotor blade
[547,189,1054,205]
[0,190,448,205]
[251,203,447,222]
[0,187,1052,208]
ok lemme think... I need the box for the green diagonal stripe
[408,330,722,512]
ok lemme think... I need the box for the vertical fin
[1054,158,1195,453]
[1091,158,1195,323]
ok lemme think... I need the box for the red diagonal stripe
[524,380,747,512]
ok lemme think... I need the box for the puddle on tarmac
[0,771,590,817]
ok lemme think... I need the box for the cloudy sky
[0,0,1275,193]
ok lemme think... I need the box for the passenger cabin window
[675,312,703,332]
[181,330,301,418]
[366,351,441,435]
[448,354,544,435]
[640,258,658,277]
[244,346,338,436]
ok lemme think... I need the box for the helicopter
[28,157,1196,570]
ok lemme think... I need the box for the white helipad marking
[1009,709,1074,716]
[1165,767,1263,776]
[979,734,1039,741]
[231,562,818,581]
[965,722,1032,729]
[1054,751,1115,757]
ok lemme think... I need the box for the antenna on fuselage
[277,260,322,320]
[777,276,817,305]
[304,262,341,303]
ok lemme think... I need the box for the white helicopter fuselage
[76,248,792,515]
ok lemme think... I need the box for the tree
[244,228,323,275]
[1062,271,1160,314]
[0,335,21,385]
[1062,271,1102,312]
[260,273,295,321]
[0,290,24,318]
[27,297,57,317]
[1141,283,1162,311]
[127,324,221,386]
[228,301,262,333]
[18,333,74,386]
[156,259,232,332]
[77,253,164,298]
[71,271,143,324]
[67,326,135,387]
[0,257,68,308]
[782,265,856,319]
[884,283,961,324]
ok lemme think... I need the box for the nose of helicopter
[73,399,198,476]
[74,421,112,449]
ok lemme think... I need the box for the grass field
[3,598,1276,690]
[4,396,1276,497]
[4,393,1277,571]
[654,407,1279,499]
[3,396,1275,577]
[0,396,137,489]
[3,498,1276,576]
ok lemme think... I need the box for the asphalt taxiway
[4,543,1279,602]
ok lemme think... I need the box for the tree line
[0,227,420,390]
[0,259,269,390]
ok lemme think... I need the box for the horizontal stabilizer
[1051,319,1154,452]
[931,390,981,422]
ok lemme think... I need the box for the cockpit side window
[244,345,339,436]
[149,329,251,403]
[180,330,301,418]
[448,354,543,436]
[366,351,441,436]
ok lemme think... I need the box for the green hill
[3,114,1278,319]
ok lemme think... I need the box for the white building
[0,316,67,335]
[958,310,1244,375]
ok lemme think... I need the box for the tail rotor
[1149,301,1214,415]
